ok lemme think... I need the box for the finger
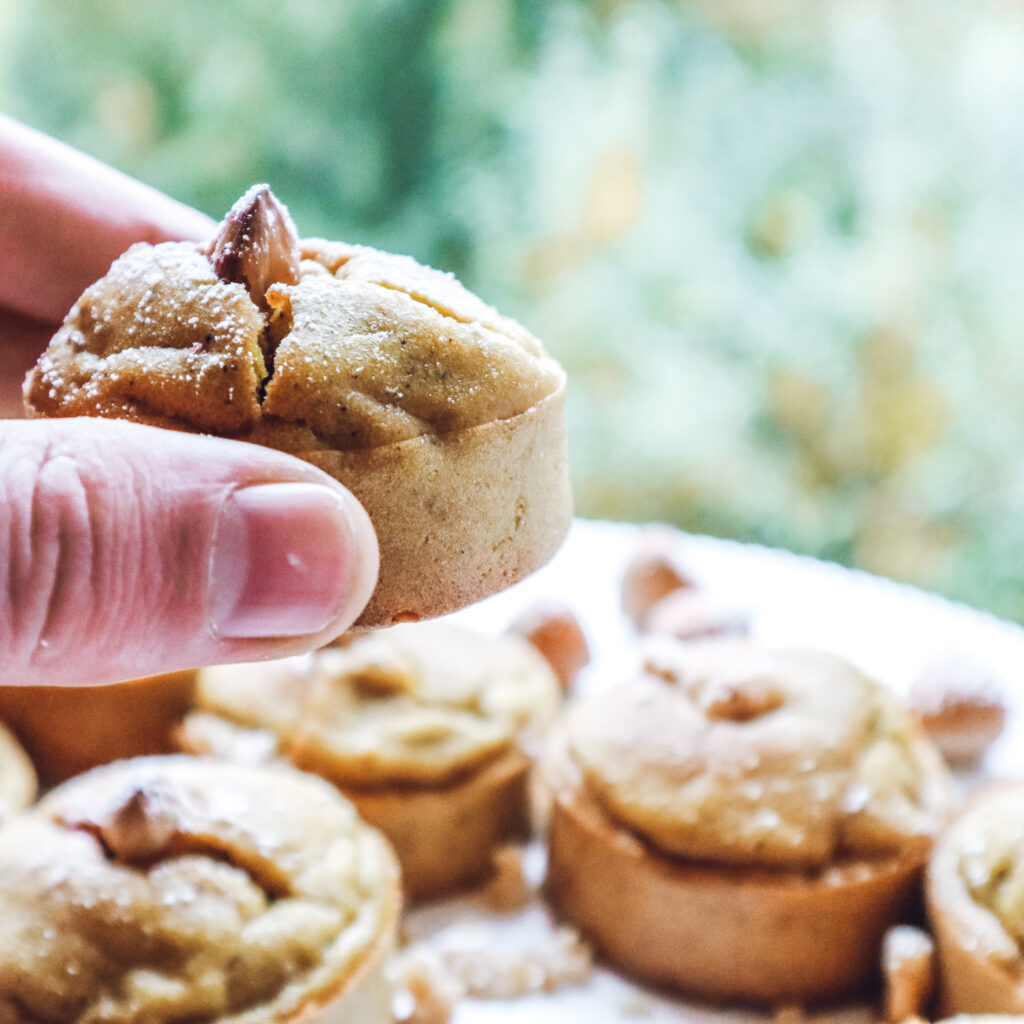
[0,114,216,323]
[0,418,379,686]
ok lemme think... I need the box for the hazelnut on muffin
[0,721,35,820]
[0,755,400,1024]
[178,622,561,899]
[543,639,952,1005]
[926,782,1024,1015]
[24,186,572,627]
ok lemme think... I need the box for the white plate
[401,518,1024,1023]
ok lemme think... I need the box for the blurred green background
[5,0,1024,620]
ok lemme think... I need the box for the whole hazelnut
[621,530,693,627]
[509,601,590,690]
[909,651,1007,766]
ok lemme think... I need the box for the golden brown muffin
[0,754,400,1024]
[543,639,952,1006]
[0,670,196,785]
[926,783,1024,1015]
[178,622,561,899]
[23,187,572,628]
[0,721,35,820]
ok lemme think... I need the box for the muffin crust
[0,755,400,1024]
[545,640,951,1004]
[927,783,1024,1014]
[181,624,561,897]
[570,643,947,869]
[24,220,572,627]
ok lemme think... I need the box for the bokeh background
[4,0,1024,620]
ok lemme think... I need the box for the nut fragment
[621,530,694,626]
[74,781,180,863]
[642,640,784,721]
[701,675,786,722]
[881,924,935,1022]
[481,844,536,912]
[337,638,419,699]
[642,589,750,643]
[391,954,458,1024]
[508,601,590,690]
[207,184,301,312]
[908,651,1007,766]
[426,925,592,998]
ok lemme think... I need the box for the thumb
[1,418,379,686]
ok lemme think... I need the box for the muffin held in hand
[179,622,562,899]
[543,640,952,1006]
[927,782,1024,1015]
[0,755,400,1024]
[24,186,572,627]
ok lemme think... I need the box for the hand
[0,117,379,685]
[0,114,216,327]
[0,115,219,414]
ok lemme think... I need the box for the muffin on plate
[0,721,35,820]
[0,754,400,1024]
[543,639,952,1005]
[178,622,562,899]
[24,186,572,627]
[926,782,1024,1015]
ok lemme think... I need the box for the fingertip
[328,481,380,636]
[207,480,379,643]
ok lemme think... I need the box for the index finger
[0,114,215,323]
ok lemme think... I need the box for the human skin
[0,115,379,685]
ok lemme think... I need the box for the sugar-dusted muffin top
[565,640,950,869]
[188,622,562,787]
[0,755,399,1024]
[23,188,564,450]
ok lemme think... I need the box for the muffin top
[190,622,562,787]
[24,188,564,449]
[930,782,1024,971]
[564,640,950,869]
[0,722,35,821]
[0,755,399,1024]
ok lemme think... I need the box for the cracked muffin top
[0,755,399,1024]
[562,640,951,870]
[186,622,562,788]
[23,186,564,449]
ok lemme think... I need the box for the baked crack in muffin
[543,640,952,1005]
[926,782,1024,1014]
[179,622,561,898]
[0,755,400,1024]
[24,186,572,627]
